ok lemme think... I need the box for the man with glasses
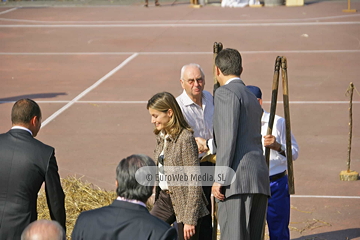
[176,63,214,240]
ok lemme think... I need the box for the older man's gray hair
[180,63,205,80]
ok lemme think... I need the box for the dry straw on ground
[37,176,117,239]
[38,177,331,240]
[37,176,154,239]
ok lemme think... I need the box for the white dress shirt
[261,110,299,176]
[176,90,214,157]
[11,126,33,136]
[158,132,169,190]
[224,77,241,85]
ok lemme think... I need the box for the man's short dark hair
[11,99,41,124]
[116,154,155,203]
[215,48,242,76]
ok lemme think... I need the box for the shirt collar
[180,90,195,106]
[11,126,33,136]
[180,89,209,108]
[225,77,241,85]
[180,89,207,107]
[116,196,146,208]
[262,110,269,123]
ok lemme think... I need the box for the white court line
[0,8,17,16]
[0,101,69,104]
[0,22,360,28]
[75,101,148,103]
[263,101,360,104]
[142,50,360,54]
[1,13,359,24]
[0,52,135,55]
[1,101,359,104]
[1,50,360,55]
[40,53,138,128]
[291,195,360,199]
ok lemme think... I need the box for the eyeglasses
[184,78,204,85]
[158,155,164,165]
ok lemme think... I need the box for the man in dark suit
[211,48,270,240]
[71,154,177,240]
[0,99,66,240]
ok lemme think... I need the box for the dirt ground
[1,1,359,239]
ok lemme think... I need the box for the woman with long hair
[147,92,209,240]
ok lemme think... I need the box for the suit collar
[225,77,241,85]
[9,128,33,137]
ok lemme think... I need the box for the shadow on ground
[0,93,67,104]
[292,228,360,240]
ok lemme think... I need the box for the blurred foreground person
[71,154,177,240]
[21,220,65,240]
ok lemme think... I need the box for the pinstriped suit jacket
[213,79,270,198]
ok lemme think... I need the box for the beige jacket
[154,128,209,226]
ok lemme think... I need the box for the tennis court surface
[0,1,360,238]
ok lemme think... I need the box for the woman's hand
[183,224,196,240]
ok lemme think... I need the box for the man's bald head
[21,220,65,240]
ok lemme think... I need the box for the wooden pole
[281,57,295,194]
[347,82,354,172]
[265,56,281,167]
[340,82,359,181]
[263,56,295,239]
[266,56,295,194]
[213,42,222,96]
[212,41,222,240]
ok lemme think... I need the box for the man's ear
[180,79,185,89]
[30,116,37,127]
[239,66,243,76]
[115,180,119,188]
[215,66,221,76]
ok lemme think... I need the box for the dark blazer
[213,79,270,198]
[71,200,178,240]
[0,129,66,240]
